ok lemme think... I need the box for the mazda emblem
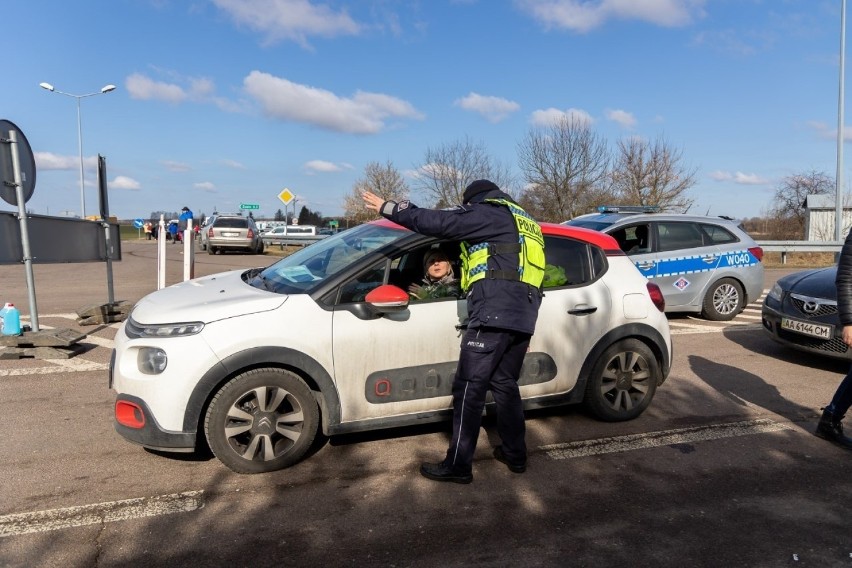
[802,301,819,314]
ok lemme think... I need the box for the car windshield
[249,223,407,295]
[564,219,613,231]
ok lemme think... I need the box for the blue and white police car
[565,208,764,321]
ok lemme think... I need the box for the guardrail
[262,235,328,249]
[756,240,843,264]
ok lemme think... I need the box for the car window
[338,260,388,303]
[608,223,651,255]
[541,236,596,288]
[700,223,739,245]
[657,222,705,252]
[215,218,248,229]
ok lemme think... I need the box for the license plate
[780,317,833,339]
[222,232,239,237]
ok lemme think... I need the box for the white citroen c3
[110,219,672,474]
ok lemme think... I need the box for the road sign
[133,218,144,229]
[240,203,259,210]
[0,119,37,206]
[278,188,294,205]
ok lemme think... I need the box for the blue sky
[2,0,848,222]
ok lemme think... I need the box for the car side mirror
[365,284,409,313]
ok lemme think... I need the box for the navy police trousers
[444,326,532,471]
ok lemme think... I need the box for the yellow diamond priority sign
[278,188,294,205]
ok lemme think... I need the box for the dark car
[762,266,848,359]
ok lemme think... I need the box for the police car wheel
[701,278,744,321]
[204,368,320,474]
[583,338,659,422]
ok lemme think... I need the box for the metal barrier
[757,240,843,264]
[263,235,328,249]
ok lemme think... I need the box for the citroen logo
[256,417,273,430]
[802,301,819,314]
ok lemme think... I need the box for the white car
[110,220,673,474]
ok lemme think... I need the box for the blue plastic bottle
[1,303,21,336]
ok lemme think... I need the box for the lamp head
[101,85,116,94]
[39,82,55,92]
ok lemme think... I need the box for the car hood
[779,266,838,300]
[131,269,288,324]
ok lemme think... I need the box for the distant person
[409,248,461,301]
[179,206,194,233]
[816,231,852,450]
[168,220,179,244]
[143,221,153,240]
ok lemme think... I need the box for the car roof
[370,218,622,252]
[566,212,743,227]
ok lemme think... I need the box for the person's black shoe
[493,446,526,473]
[815,409,852,450]
[420,462,473,484]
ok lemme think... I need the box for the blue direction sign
[240,203,259,210]
[133,218,144,229]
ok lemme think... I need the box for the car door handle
[702,255,718,264]
[568,305,598,316]
[636,261,655,270]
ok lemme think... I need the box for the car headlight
[767,282,783,302]
[138,347,168,375]
[125,317,205,338]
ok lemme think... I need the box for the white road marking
[541,418,790,460]
[0,491,204,538]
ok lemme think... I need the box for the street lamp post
[39,82,116,218]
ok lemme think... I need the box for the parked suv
[205,215,264,255]
[564,207,764,320]
[111,220,672,474]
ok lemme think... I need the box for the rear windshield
[564,219,613,231]
[215,218,248,228]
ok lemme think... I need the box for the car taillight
[247,228,254,239]
[115,400,146,429]
[207,227,214,237]
[748,246,763,262]
[647,283,665,312]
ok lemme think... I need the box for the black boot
[815,409,852,450]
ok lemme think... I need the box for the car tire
[701,278,744,321]
[204,368,320,474]
[208,246,216,255]
[257,240,265,254]
[583,338,659,422]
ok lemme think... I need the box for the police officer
[363,180,545,484]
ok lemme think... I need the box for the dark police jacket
[837,229,852,327]
[379,193,542,335]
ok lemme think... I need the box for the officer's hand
[843,325,852,347]
[362,191,384,212]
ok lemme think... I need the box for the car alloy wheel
[204,368,319,473]
[702,277,744,321]
[583,339,659,422]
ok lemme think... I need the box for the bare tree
[516,116,612,222]
[610,136,696,212]
[413,136,514,207]
[767,170,834,239]
[342,161,409,224]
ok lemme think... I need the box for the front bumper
[114,394,197,452]
[761,302,850,360]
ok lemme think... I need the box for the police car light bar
[597,205,661,214]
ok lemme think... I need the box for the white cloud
[194,182,216,191]
[454,92,520,123]
[126,73,187,103]
[34,152,77,170]
[212,0,361,48]
[243,70,424,134]
[808,121,852,142]
[162,160,192,172]
[111,176,141,190]
[530,107,594,127]
[710,170,769,185]
[606,108,636,129]
[304,160,347,174]
[221,159,246,169]
[516,0,706,33]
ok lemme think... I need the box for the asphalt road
[0,240,850,568]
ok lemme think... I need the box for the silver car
[204,215,264,255]
[565,208,764,320]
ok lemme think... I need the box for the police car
[110,219,672,474]
[564,207,764,321]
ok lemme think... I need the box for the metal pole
[9,131,40,332]
[76,97,86,218]
[157,214,166,289]
[837,0,847,242]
